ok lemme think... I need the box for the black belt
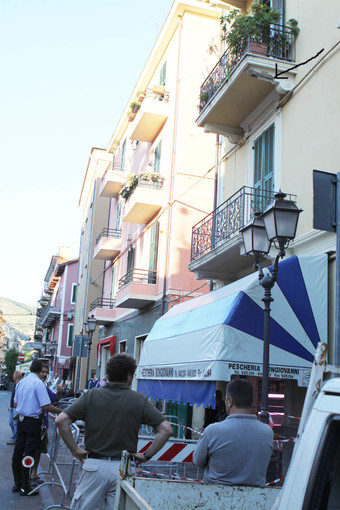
[88,453,120,461]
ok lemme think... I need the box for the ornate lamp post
[241,191,302,423]
[85,314,97,389]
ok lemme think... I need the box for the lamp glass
[241,217,270,255]
[242,225,253,254]
[253,226,271,253]
[274,209,299,239]
[87,317,97,332]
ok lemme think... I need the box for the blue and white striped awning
[137,255,327,404]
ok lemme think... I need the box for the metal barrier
[28,411,82,509]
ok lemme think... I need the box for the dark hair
[106,353,137,382]
[30,360,43,374]
[227,379,253,408]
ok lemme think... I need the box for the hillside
[0,297,36,338]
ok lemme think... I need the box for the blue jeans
[9,407,18,442]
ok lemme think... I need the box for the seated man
[193,378,273,486]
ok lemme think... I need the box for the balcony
[99,162,126,198]
[93,228,122,260]
[122,178,164,224]
[189,186,295,280]
[115,269,157,309]
[197,24,297,143]
[89,298,116,325]
[130,88,169,143]
[40,302,60,328]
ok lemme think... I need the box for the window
[159,61,167,86]
[303,416,340,510]
[154,141,162,173]
[134,335,147,364]
[121,139,126,170]
[110,265,116,303]
[70,283,77,304]
[67,324,74,348]
[127,247,135,274]
[115,201,122,231]
[148,221,159,283]
[119,340,127,353]
[253,124,275,211]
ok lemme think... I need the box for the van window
[303,416,340,510]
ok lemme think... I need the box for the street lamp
[84,314,97,389]
[241,191,302,424]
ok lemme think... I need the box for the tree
[4,347,19,382]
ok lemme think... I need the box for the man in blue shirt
[12,359,62,496]
[30,362,63,484]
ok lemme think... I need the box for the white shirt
[14,372,50,417]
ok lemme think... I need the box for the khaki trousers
[71,458,120,510]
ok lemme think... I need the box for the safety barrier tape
[265,477,285,486]
[168,421,203,436]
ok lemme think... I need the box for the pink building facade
[35,255,78,380]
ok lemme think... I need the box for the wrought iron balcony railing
[199,23,296,111]
[95,228,122,245]
[102,161,126,181]
[190,186,295,263]
[118,268,157,290]
[90,297,116,312]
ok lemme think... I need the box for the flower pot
[128,113,136,122]
[249,41,268,55]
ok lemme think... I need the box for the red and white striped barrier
[137,439,196,463]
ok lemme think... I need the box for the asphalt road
[0,390,74,509]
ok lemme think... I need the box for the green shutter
[148,222,159,272]
[253,124,275,211]
[154,141,162,173]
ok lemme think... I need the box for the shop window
[119,340,127,353]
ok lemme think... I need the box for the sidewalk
[0,390,74,509]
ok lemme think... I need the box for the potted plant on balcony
[221,1,282,60]
[119,174,139,200]
[130,101,142,114]
[140,171,163,184]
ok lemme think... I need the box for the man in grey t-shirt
[56,353,173,509]
[193,379,273,486]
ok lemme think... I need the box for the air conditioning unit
[67,312,74,320]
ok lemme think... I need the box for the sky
[0,0,174,307]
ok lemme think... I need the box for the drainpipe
[210,135,221,292]
[161,15,183,316]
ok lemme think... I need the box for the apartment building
[73,148,113,389]
[137,0,340,444]
[74,1,221,393]
[35,248,78,379]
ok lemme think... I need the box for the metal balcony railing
[190,186,296,262]
[118,268,157,290]
[95,228,122,245]
[102,161,126,180]
[199,23,296,111]
[40,301,60,327]
[90,297,116,312]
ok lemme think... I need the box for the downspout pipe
[161,15,183,316]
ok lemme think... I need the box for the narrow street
[0,390,73,509]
